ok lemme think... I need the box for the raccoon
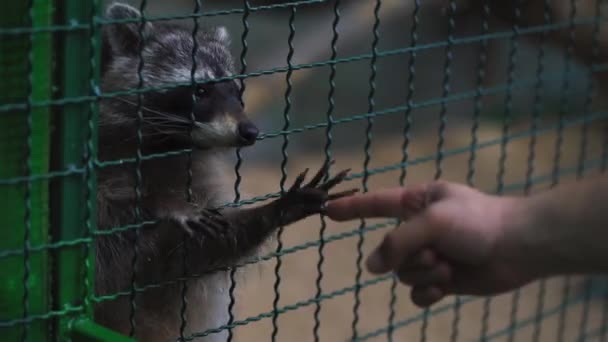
[94,3,356,341]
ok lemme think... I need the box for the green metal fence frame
[51,0,99,339]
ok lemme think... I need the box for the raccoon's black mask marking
[143,80,243,124]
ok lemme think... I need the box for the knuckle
[426,180,449,203]
[417,249,436,267]
[436,263,451,280]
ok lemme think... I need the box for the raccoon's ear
[104,2,154,55]
[213,26,231,46]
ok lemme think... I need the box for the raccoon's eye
[195,86,207,99]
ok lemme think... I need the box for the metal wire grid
[1,0,608,341]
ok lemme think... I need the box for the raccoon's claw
[306,159,335,188]
[320,168,351,191]
[277,161,358,223]
[289,168,309,191]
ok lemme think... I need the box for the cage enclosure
[1,0,608,341]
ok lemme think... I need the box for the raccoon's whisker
[146,123,189,132]
[115,129,179,145]
[114,96,149,109]
[142,119,185,127]
[115,97,190,124]
[145,125,182,134]
[142,131,179,138]
[142,117,186,125]
[147,111,190,124]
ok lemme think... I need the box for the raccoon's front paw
[276,159,358,224]
[173,208,230,239]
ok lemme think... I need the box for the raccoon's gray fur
[95,3,355,341]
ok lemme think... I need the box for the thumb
[366,213,436,274]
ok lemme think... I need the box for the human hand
[326,181,540,307]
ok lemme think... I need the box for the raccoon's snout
[190,114,258,149]
[237,121,259,146]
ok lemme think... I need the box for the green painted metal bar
[50,0,111,340]
[69,318,135,342]
[0,1,53,341]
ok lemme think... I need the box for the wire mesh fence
[1,0,608,341]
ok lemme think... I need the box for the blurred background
[100,0,608,340]
[105,0,605,156]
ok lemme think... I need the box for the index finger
[325,187,409,221]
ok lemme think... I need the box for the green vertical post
[0,1,53,341]
[52,0,136,339]
[51,0,102,340]
[51,0,135,339]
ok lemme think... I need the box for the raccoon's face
[101,2,259,149]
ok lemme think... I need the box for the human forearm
[505,174,608,277]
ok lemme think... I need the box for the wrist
[493,194,556,281]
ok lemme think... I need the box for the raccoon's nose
[238,121,259,145]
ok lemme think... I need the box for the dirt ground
[209,121,608,342]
